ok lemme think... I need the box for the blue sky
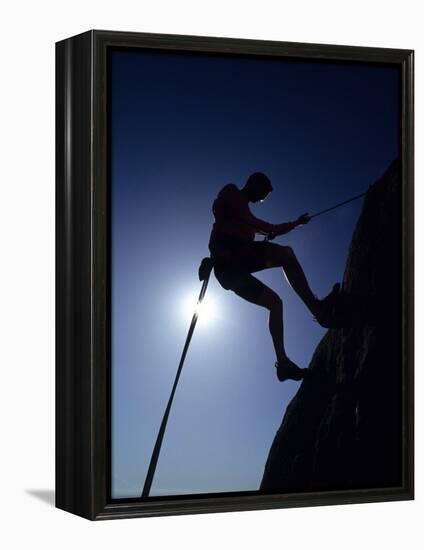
[110,49,399,498]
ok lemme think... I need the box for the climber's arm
[268,213,311,239]
[242,211,310,237]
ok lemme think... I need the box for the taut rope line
[309,190,367,219]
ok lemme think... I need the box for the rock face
[261,159,403,492]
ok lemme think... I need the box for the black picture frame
[56,29,414,520]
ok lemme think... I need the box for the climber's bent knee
[255,287,283,312]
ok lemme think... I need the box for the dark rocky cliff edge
[261,159,403,492]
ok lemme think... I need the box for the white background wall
[0,1,421,548]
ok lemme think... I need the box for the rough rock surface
[261,159,403,492]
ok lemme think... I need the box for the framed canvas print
[56,30,414,520]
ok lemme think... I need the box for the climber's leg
[235,242,319,314]
[232,274,287,364]
[229,273,307,381]
[270,244,320,314]
[235,241,340,326]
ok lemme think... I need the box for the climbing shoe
[275,360,308,382]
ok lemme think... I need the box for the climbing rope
[141,266,212,498]
[309,190,367,219]
[264,190,368,241]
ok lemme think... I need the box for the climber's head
[244,172,273,203]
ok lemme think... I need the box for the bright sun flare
[181,292,216,325]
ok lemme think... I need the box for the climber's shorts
[213,239,283,302]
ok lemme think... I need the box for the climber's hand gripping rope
[266,212,311,241]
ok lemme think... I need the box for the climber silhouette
[208,172,340,382]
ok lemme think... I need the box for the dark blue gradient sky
[110,49,399,498]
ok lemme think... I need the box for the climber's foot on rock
[275,359,308,382]
[314,283,341,328]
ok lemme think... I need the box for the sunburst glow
[181,291,217,325]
